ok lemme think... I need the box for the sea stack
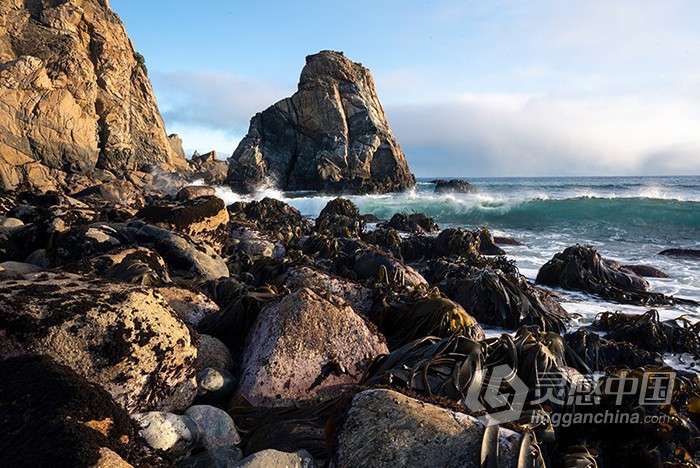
[0,0,187,192]
[227,50,415,194]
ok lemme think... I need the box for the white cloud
[386,92,700,177]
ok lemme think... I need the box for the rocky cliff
[227,50,415,194]
[0,0,187,192]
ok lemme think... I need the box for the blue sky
[111,0,700,177]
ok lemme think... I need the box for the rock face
[0,272,198,412]
[0,355,167,468]
[236,287,388,406]
[227,50,415,194]
[0,0,187,191]
[334,389,533,468]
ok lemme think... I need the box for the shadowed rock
[227,50,415,194]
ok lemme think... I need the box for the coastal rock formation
[236,287,388,406]
[189,151,228,185]
[227,50,415,194]
[334,389,534,467]
[432,179,476,194]
[0,0,187,192]
[0,355,167,468]
[0,272,198,412]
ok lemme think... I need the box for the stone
[283,266,373,315]
[227,50,414,194]
[0,0,187,192]
[0,272,198,412]
[189,151,229,186]
[136,196,230,252]
[197,367,237,403]
[159,286,220,327]
[229,226,286,259]
[0,260,42,275]
[237,288,388,406]
[334,389,536,467]
[136,224,230,281]
[659,248,700,260]
[0,216,23,229]
[178,185,217,201]
[178,447,244,468]
[432,179,476,193]
[0,355,167,468]
[314,198,365,237]
[133,411,201,457]
[235,449,317,468]
[621,264,671,279]
[384,212,439,234]
[197,334,235,372]
[185,405,241,450]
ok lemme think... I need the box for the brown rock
[189,151,228,186]
[236,288,388,406]
[158,285,220,327]
[0,272,198,412]
[227,50,415,194]
[283,266,373,315]
[0,0,187,192]
[177,185,217,201]
[335,389,539,468]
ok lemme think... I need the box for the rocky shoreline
[0,1,698,466]
[1,184,699,467]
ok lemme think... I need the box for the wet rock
[334,388,534,467]
[384,212,439,234]
[197,367,237,404]
[159,286,220,327]
[136,196,230,251]
[360,226,403,257]
[133,411,201,457]
[315,198,364,237]
[74,179,146,208]
[494,236,525,246]
[433,227,505,258]
[361,213,382,223]
[227,50,414,195]
[350,245,428,287]
[621,264,670,278]
[0,272,198,412]
[228,198,312,245]
[537,245,692,306]
[0,355,166,468]
[136,224,230,281]
[228,226,286,259]
[197,334,235,372]
[659,248,700,260]
[432,179,476,194]
[178,185,217,201]
[237,288,388,406]
[48,223,129,266]
[189,151,229,186]
[178,447,244,468]
[0,216,23,229]
[283,266,373,315]
[185,405,241,450]
[235,449,317,468]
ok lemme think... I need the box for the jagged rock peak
[227,50,415,194]
[0,0,187,192]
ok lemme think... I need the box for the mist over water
[213,175,700,332]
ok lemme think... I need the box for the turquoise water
[214,175,700,333]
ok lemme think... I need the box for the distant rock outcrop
[227,50,415,194]
[0,0,187,192]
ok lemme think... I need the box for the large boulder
[0,0,187,192]
[0,272,198,412]
[334,389,538,467]
[236,288,388,406]
[189,151,228,185]
[136,196,230,251]
[227,50,415,194]
[0,355,168,468]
